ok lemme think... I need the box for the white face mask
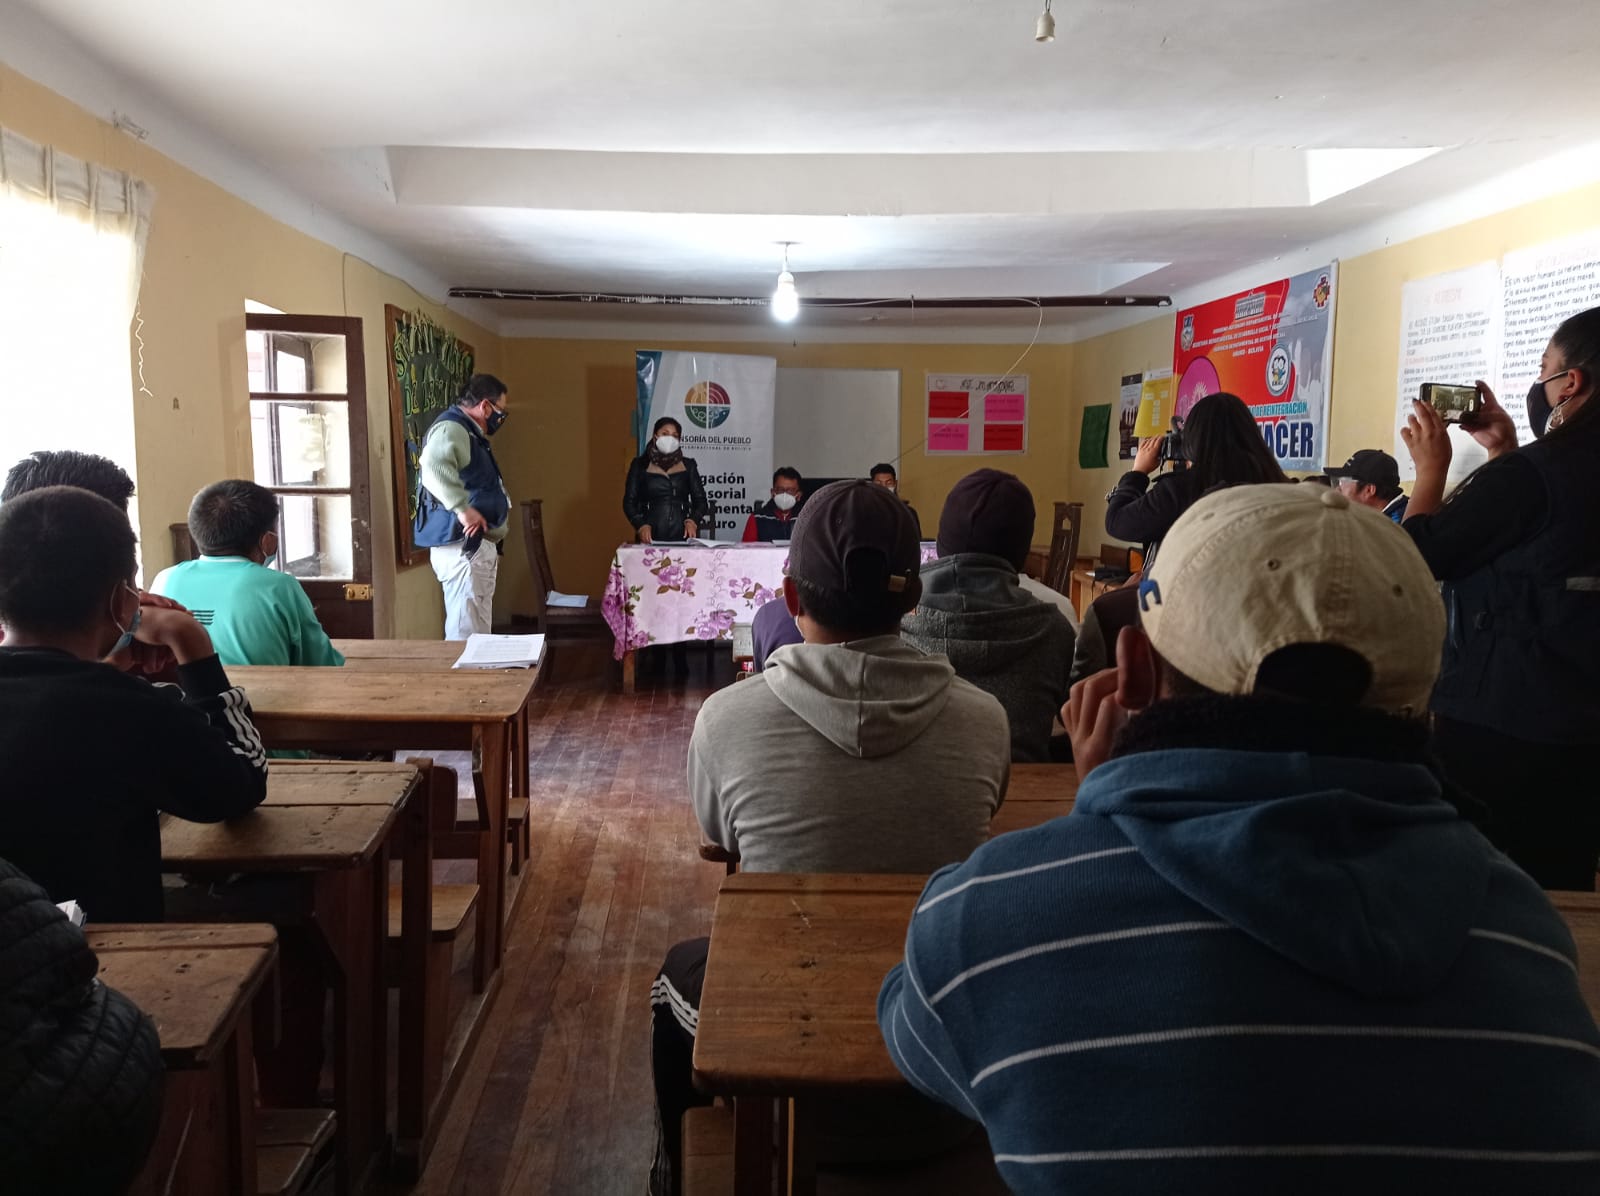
[655,435,680,455]
[772,491,798,511]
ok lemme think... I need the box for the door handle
[344,583,374,601]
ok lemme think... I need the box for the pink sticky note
[928,422,970,452]
[985,393,1026,422]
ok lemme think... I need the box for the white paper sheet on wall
[1500,233,1600,441]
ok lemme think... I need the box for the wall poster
[925,373,1029,454]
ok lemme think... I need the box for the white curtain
[0,125,155,510]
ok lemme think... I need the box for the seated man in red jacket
[741,466,804,541]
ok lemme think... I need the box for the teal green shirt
[151,557,346,669]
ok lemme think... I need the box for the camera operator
[1106,392,1287,561]
[1401,305,1600,890]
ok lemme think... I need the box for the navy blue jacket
[414,408,509,548]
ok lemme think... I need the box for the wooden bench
[508,796,532,874]
[256,1108,336,1196]
[387,881,480,1126]
[682,1105,736,1196]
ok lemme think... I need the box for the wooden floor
[400,643,729,1195]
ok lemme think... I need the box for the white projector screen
[774,368,900,480]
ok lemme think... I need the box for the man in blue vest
[415,374,512,639]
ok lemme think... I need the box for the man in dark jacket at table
[901,469,1076,762]
[0,857,164,1193]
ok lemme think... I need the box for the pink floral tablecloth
[601,542,938,658]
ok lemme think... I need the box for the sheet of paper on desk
[546,590,589,608]
[453,633,545,669]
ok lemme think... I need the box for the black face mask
[1527,380,1552,439]
[485,407,508,435]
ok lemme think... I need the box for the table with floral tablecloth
[601,541,939,661]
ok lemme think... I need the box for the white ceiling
[8,0,1600,335]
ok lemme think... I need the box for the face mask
[655,435,680,455]
[772,491,798,512]
[261,538,278,569]
[1531,369,1576,437]
[108,585,141,656]
[485,407,508,435]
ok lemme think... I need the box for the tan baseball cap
[1136,483,1444,714]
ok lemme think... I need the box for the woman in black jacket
[1401,305,1600,890]
[624,417,711,543]
[0,859,164,1193]
[1105,392,1287,559]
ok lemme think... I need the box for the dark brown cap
[936,468,1036,571]
[787,479,921,594]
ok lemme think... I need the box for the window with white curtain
[0,126,153,534]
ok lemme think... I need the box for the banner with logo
[1170,264,1337,471]
[635,351,777,540]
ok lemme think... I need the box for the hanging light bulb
[771,245,800,323]
[1035,0,1056,42]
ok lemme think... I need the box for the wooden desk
[1548,891,1600,1021]
[1005,762,1079,803]
[332,638,540,804]
[990,796,1074,837]
[162,761,422,1194]
[91,924,277,1196]
[229,667,535,992]
[695,873,923,1195]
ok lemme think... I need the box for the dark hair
[651,416,681,437]
[0,486,136,634]
[2,451,135,512]
[773,467,802,486]
[1299,474,1332,488]
[1158,643,1372,706]
[869,463,897,480]
[188,479,280,557]
[1548,305,1600,433]
[792,576,916,637]
[459,374,508,407]
[1183,393,1288,492]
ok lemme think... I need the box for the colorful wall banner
[1171,264,1337,471]
[635,351,776,540]
[1117,373,1143,459]
[925,373,1029,454]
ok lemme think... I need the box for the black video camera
[1159,416,1187,471]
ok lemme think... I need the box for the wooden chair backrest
[1044,501,1083,594]
[170,523,199,563]
[520,500,554,621]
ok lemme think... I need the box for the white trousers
[430,541,499,639]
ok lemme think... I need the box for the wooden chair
[519,499,610,637]
[170,522,199,563]
[255,1108,336,1196]
[681,1106,736,1196]
[1043,501,1083,596]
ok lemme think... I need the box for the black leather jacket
[624,456,710,539]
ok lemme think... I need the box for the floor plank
[401,644,728,1196]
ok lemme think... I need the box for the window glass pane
[251,331,347,394]
[248,400,352,489]
[278,494,353,580]
[246,330,268,392]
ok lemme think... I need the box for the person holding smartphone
[1400,304,1600,889]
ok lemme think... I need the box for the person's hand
[684,519,699,539]
[1401,399,1453,479]
[457,506,488,537]
[1133,436,1164,475]
[1063,667,1129,781]
[638,525,654,544]
[130,604,215,667]
[1460,380,1518,459]
[105,592,187,674]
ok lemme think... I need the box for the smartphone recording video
[1419,383,1483,424]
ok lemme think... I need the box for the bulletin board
[925,373,1029,454]
[385,305,475,566]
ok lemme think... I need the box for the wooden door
[245,314,374,639]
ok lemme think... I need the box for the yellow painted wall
[493,339,1076,615]
[0,63,503,638]
[1064,179,1600,556]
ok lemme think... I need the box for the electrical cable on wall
[132,299,154,399]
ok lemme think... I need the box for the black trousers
[650,936,712,1196]
[1433,716,1600,891]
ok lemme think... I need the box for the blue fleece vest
[413,407,508,548]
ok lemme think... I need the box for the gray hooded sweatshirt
[689,634,1010,874]
[900,553,1077,763]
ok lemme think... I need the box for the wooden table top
[229,666,536,723]
[88,923,277,1068]
[1006,763,1079,803]
[1547,891,1600,1021]
[333,638,466,661]
[990,796,1074,838]
[693,873,923,1094]
[160,761,420,870]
